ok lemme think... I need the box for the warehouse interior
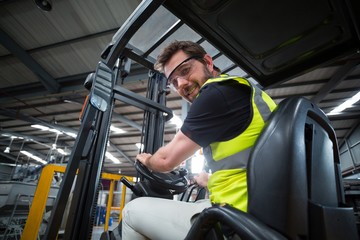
[1,0,360,239]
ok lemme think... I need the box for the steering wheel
[135,161,188,194]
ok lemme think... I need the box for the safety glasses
[167,56,203,89]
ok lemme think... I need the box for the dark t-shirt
[181,80,252,147]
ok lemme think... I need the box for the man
[122,41,277,240]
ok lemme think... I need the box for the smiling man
[122,41,277,240]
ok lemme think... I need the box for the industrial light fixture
[31,124,47,131]
[31,124,62,134]
[34,0,52,12]
[328,91,360,115]
[56,148,68,155]
[31,124,77,138]
[110,125,126,134]
[135,143,144,152]
[4,147,10,154]
[52,131,60,151]
[3,136,15,153]
[65,132,77,138]
[20,150,47,165]
[106,152,121,164]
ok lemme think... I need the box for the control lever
[120,177,142,196]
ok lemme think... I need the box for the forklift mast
[44,1,169,239]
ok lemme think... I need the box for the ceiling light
[3,137,14,153]
[34,0,52,12]
[4,147,10,154]
[31,124,65,135]
[49,129,62,135]
[2,134,23,140]
[57,148,68,155]
[20,150,47,165]
[328,91,360,115]
[106,152,121,164]
[31,124,76,139]
[65,132,77,138]
[135,143,144,151]
[110,125,126,134]
[31,124,49,131]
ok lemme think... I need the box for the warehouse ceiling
[0,0,360,177]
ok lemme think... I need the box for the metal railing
[21,164,132,240]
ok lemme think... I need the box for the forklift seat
[185,97,359,240]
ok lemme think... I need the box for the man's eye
[179,66,190,76]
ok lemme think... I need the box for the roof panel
[0,57,39,88]
[148,24,203,60]
[164,0,360,87]
[129,6,179,53]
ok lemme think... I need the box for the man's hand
[136,153,152,167]
[133,130,201,172]
[194,171,209,187]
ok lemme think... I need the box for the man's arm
[136,129,201,172]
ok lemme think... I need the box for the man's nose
[176,77,188,88]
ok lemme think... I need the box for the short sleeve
[181,80,251,147]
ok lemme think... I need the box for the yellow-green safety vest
[199,75,277,211]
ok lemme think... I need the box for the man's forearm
[137,147,174,172]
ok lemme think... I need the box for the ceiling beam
[0,151,17,161]
[328,112,360,121]
[0,129,61,144]
[0,107,135,165]
[0,28,60,93]
[0,107,78,136]
[0,28,119,59]
[112,112,142,131]
[0,65,149,103]
[109,142,134,164]
[311,60,360,104]
[0,140,48,162]
[337,119,360,148]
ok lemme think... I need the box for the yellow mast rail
[21,164,133,240]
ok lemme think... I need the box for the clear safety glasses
[167,56,203,89]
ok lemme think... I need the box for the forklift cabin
[43,0,360,239]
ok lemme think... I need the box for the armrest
[185,204,287,240]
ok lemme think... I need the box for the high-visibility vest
[199,75,277,211]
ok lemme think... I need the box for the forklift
[43,0,360,239]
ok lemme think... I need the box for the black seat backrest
[247,97,357,239]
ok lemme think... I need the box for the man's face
[164,51,213,103]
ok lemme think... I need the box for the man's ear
[203,54,214,71]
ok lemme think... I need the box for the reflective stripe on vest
[200,75,276,173]
[253,84,273,121]
[204,146,252,172]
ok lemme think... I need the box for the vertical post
[344,139,356,170]
[21,165,66,240]
[119,180,128,221]
[104,179,115,231]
